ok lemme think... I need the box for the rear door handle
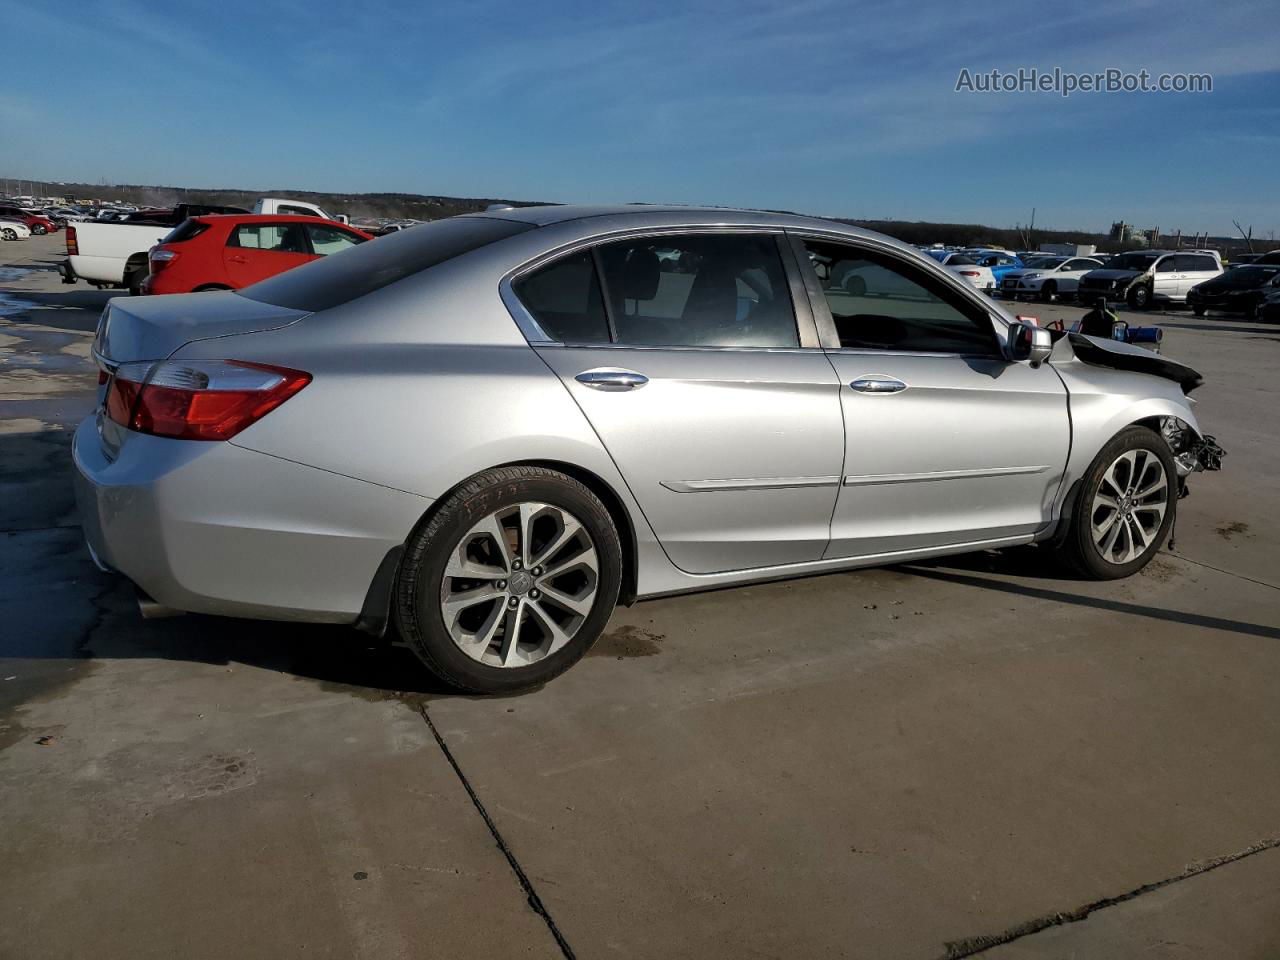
[575,368,649,391]
[849,376,907,394]
[227,255,248,264]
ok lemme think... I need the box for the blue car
[968,250,1024,286]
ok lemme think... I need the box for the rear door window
[230,223,309,253]
[1178,254,1217,272]
[596,234,799,348]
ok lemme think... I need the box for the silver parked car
[74,206,1223,693]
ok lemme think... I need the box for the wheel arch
[355,458,640,638]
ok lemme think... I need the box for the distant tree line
[36,180,1257,253]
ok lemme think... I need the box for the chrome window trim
[533,341,820,356]
[500,225,818,351]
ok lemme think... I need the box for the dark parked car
[1252,250,1280,266]
[1186,265,1280,316]
[1254,283,1280,323]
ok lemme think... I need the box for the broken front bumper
[1161,417,1225,487]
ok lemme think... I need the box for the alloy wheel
[1090,448,1169,564]
[439,502,599,668]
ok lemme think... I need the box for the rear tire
[31,224,46,235]
[1054,426,1176,580]
[396,466,623,694]
[194,284,233,292]
[1192,304,1206,316]
[127,269,148,296]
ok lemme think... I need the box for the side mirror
[1008,321,1053,367]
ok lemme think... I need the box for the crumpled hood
[1064,332,1203,393]
[1082,268,1143,283]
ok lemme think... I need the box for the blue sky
[2,0,1278,234]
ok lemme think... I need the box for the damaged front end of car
[1161,416,1226,495]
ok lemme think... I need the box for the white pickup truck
[253,197,349,224]
[62,203,247,292]
[62,198,349,292]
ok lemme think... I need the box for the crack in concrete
[418,703,577,960]
[1166,552,1280,592]
[939,835,1280,958]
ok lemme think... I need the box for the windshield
[1106,253,1160,272]
[1024,257,1065,269]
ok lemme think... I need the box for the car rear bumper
[72,417,430,623]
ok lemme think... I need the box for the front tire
[1055,426,1176,580]
[396,466,623,693]
[1192,304,1206,316]
[1127,284,1151,310]
[1,228,14,241]
[1039,280,1057,303]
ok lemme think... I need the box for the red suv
[0,206,57,234]
[142,214,372,295]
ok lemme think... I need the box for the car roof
[466,203,846,231]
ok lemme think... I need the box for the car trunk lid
[94,291,309,365]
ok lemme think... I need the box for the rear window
[160,219,209,244]
[238,216,533,312]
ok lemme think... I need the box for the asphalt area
[2,232,1278,959]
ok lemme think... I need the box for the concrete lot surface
[2,232,1278,959]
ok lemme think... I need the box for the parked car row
[0,202,57,238]
[59,197,363,293]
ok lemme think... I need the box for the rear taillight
[66,226,78,255]
[149,246,179,272]
[105,360,310,441]
[959,270,980,277]
[1016,315,1040,326]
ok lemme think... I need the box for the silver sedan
[74,206,1223,693]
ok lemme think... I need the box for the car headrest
[621,248,660,300]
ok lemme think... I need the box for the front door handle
[575,368,649,391]
[227,255,248,264]
[849,376,907,394]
